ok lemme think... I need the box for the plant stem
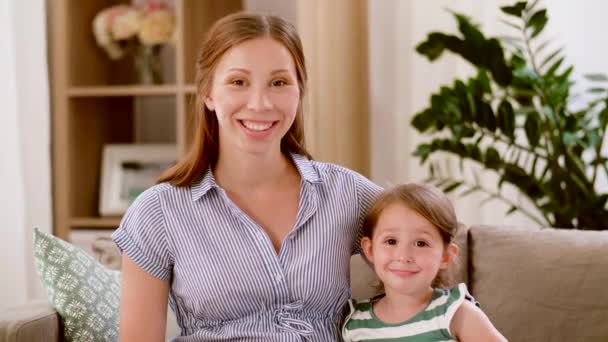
[436,175,549,226]
[474,185,549,226]
[478,128,549,160]
[520,13,593,196]
[592,115,607,185]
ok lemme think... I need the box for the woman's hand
[118,254,170,342]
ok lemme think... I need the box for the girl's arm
[450,300,508,342]
[118,254,170,342]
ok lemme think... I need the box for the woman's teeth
[241,120,273,131]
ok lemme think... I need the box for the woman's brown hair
[158,12,312,186]
[363,183,459,288]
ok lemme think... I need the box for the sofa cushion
[0,301,62,342]
[469,225,608,342]
[33,228,120,341]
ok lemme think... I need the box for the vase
[134,45,163,85]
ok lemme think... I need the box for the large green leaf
[527,9,548,38]
[540,48,563,69]
[455,13,485,52]
[502,163,544,198]
[584,73,608,82]
[497,100,516,140]
[413,144,433,164]
[500,1,527,17]
[545,57,565,77]
[443,181,463,193]
[485,39,513,86]
[416,33,463,61]
[524,112,542,147]
[485,147,502,169]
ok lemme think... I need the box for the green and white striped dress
[342,283,472,341]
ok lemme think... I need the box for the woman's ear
[361,237,374,264]
[440,242,459,270]
[204,96,215,111]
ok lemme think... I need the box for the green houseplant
[412,0,608,229]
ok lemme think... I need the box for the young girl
[342,183,507,341]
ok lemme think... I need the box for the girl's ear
[361,237,374,264]
[204,96,215,111]
[440,242,459,270]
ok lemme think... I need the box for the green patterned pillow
[33,228,120,342]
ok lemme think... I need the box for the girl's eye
[384,238,397,246]
[415,240,428,247]
[230,79,245,86]
[271,79,287,87]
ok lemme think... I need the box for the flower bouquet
[92,1,176,84]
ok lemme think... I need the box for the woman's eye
[230,79,245,86]
[271,79,287,87]
[415,241,428,247]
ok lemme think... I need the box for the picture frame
[99,144,177,216]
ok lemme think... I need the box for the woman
[113,12,381,341]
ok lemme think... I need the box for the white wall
[244,0,297,27]
[0,0,52,308]
[369,0,606,227]
[0,0,27,308]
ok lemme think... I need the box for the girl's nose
[397,248,415,263]
[397,255,415,263]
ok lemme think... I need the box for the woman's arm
[450,300,508,342]
[118,254,170,342]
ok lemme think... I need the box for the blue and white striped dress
[112,154,382,341]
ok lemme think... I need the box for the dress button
[276,274,283,282]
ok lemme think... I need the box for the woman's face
[205,37,300,157]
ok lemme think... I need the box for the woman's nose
[247,86,273,111]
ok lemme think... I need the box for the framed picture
[99,144,176,216]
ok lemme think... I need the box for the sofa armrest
[0,301,62,342]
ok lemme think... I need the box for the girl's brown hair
[363,183,459,288]
[158,12,312,186]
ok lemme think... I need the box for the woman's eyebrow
[271,69,290,75]
[225,68,291,75]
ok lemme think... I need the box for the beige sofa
[2,224,608,342]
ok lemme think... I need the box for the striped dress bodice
[342,283,471,341]
[112,153,383,341]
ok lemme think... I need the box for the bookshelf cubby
[49,0,243,240]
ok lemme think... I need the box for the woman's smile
[238,119,279,138]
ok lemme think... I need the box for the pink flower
[141,1,167,14]
[92,1,175,59]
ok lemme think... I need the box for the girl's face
[362,203,458,297]
[204,37,300,156]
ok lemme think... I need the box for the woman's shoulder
[127,181,190,212]
[292,154,376,185]
[310,159,364,179]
